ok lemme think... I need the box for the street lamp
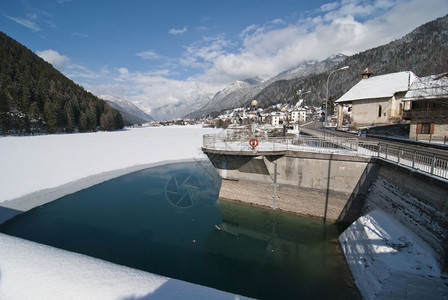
[251,99,258,111]
[251,100,258,135]
[325,66,349,135]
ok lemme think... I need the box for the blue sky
[1,0,448,109]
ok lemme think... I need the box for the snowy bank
[338,156,448,299]
[0,233,249,300]
[340,209,448,299]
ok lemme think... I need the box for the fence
[203,134,448,179]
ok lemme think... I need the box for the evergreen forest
[0,32,123,135]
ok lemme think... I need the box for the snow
[336,71,417,103]
[0,125,252,300]
[0,233,248,300]
[340,209,448,299]
[0,125,219,204]
[403,73,448,101]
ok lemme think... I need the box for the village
[148,68,448,144]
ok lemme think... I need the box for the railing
[371,143,448,179]
[203,134,448,179]
[403,109,448,119]
[203,134,359,154]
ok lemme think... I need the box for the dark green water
[0,160,359,299]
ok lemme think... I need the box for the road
[301,122,448,158]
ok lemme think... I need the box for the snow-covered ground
[340,209,448,300]
[0,126,253,300]
[0,233,247,300]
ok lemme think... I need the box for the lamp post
[325,66,349,136]
[251,100,257,135]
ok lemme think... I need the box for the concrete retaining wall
[213,151,373,221]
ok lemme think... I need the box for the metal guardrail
[203,134,359,154]
[203,134,448,179]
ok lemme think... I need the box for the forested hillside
[0,32,123,134]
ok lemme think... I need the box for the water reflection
[0,160,358,299]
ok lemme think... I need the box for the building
[291,108,306,123]
[336,69,417,129]
[271,112,284,127]
[402,73,448,142]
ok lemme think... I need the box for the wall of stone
[409,123,448,142]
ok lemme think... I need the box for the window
[417,123,434,134]
[421,123,430,134]
[377,105,382,118]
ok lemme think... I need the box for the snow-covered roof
[336,71,417,103]
[403,73,448,101]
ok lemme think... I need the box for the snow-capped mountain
[132,101,152,116]
[273,54,347,81]
[100,95,154,125]
[150,93,213,121]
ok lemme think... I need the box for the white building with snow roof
[335,69,417,129]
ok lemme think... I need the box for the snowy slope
[340,209,448,299]
[0,233,250,300]
[100,95,154,124]
[150,93,213,121]
[339,177,448,299]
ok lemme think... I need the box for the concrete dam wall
[207,150,375,221]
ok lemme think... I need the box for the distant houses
[336,69,448,142]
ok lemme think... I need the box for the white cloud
[6,6,57,32]
[136,50,160,60]
[193,0,448,84]
[6,15,41,32]
[320,2,340,12]
[71,32,89,38]
[36,49,70,70]
[65,64,100,79]
[168,26,188,35]
[180,35,234,70]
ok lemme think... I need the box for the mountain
[150,93,213,121]
[186,54,346,118]
[273,54,347,81]
[186,14,448,118]
[100,95,154,125]
[0,32,123,134]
